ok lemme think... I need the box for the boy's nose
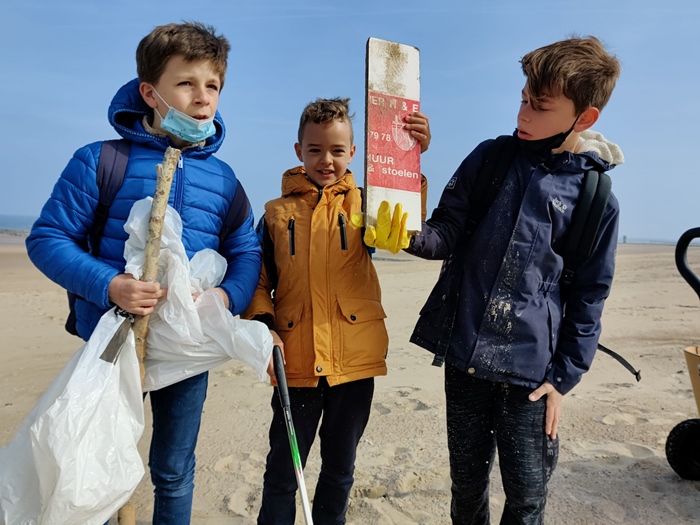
[193,87,211,105]
[518,107,530,122]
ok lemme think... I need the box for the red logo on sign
[366,91,421,192]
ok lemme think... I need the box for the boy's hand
[529,380,563,440]
[267,330,284,383]
[108,273,166,316]
[193,287,230,309]
[404,112,431,153]
[364,201,409,254]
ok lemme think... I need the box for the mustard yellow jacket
[243,167,388,387]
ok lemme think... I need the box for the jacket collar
[280,166,357,198]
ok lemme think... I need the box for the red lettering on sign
[366,90,421,192]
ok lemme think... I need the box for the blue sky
[1,0,698,242]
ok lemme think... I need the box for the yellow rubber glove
[364,201,409,254]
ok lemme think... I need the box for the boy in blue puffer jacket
[26,22,262,524]
[405,36,623,524]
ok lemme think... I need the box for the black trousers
[445,365,558,525]
[258,376,374,525]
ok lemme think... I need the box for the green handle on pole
[272,345,313,524]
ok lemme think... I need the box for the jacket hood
[543,129,623,175]
[280,166,358,198]
[577,130,624,167]
[107,78,226,154]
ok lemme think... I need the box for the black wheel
[666,418,700,480]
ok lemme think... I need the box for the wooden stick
[117,146,181,525]
[133,147,181,383]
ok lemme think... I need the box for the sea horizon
[0,214,687,246]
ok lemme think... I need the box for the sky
[1,0,699,242]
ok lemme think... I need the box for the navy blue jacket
[26,79,262,340]
[407,132,621,395]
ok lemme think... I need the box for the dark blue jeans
[258,377,374,525]
[445,365,558,525]
[148,371,209,525]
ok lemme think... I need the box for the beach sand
[2,236,700,524]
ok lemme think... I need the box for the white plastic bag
[0,314,144,525]
[121,199,273,391]
[0,199,272,524]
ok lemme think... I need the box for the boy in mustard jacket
[244,98,430,524]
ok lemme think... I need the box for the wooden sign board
[364,37,421,232]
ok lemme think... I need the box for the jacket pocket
[274,302,305,374]
[337,296,388,369]
[544,293,562,357]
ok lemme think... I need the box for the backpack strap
[465,135,519,235]
[66,139,129,336]
[90,139,130,257]
[218,180,252,245]
[560,170,612,289]
[557,173,640,380]
[260,217,279,291]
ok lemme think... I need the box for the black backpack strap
[465,135,519,235]
[90,139,130,257]
[260,216,279,291]
[66,139,129,336]
[560,170,612,288]
[598,343,642,381]
[219,180,252,245]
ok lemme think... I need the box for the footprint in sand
[374,402,391,415]
[374,387,431,415]
[225,488,257,519]
[213,450,266,483]
[567,440,657,467]
[597,412,649,426]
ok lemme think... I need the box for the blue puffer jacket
[26,78,262,340]
[407,131,622,395]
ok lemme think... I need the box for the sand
[2,235,700,524]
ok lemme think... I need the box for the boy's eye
[208,84,220,92]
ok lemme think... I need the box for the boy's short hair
[520,36,620,114]
[136,22,230,87]
[298,98,355,144]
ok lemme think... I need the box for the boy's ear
[139,82,159,109]
[294,143,304,162]
[574,106,600,132]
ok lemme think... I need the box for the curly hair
[297,97,355,144]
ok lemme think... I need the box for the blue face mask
[152,88,216,143]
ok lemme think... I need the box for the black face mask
[516,118,578,161]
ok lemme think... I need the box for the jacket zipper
[174,156,184,212]
[288,218,296,255]
[338,214,348,250]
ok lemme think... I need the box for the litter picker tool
[273,345,314,525]
[114,146,182,525]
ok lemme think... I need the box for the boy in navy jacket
[405,36,622,524]
[26,22,262,524]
